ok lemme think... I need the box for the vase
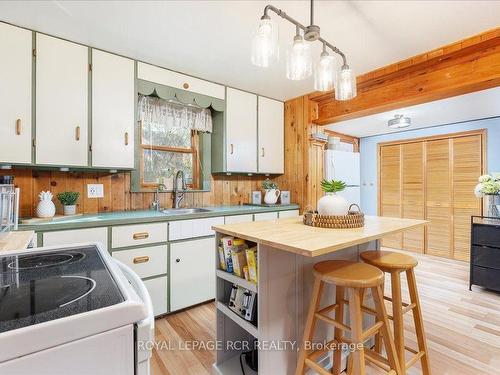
[317,192,349,216]
[485,194,500,218]
[264,189,281,205]
[36,196,56,218]
[63,205,76,215]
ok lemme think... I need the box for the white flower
[474,183,485,198]
[479,175,492,183]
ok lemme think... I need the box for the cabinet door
[226,88,257,173]
[254,212,278,221]
[170,237,215,311]
[143,276,168,316]
[0,23,32,164]
[258,96,284,174]
[43,227,108,250]
[92,50,134,168]
[36,34,88,166]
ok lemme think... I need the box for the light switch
[87,184,104,198]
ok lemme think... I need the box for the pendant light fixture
[251,0,356,100]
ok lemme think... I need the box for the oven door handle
[113,259,154,331]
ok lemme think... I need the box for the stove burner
[7,252,85,270]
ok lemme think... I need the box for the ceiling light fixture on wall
[388,114,411,129]
[251,0,356,100]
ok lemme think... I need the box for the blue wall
[360,117,500,215]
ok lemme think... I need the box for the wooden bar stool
[360,251,431,375]
[295,260,402,375]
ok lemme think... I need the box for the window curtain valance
[138,94,213,133]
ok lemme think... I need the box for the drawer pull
[133,232,149,240]
[124,131,129,146]
[230,143,234,155]
[133,256,150,264]
[15,119,21,135]
[183,82,189,89]
[75,126,80,141]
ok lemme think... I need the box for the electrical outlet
[87,184,104,198]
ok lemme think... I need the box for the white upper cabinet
[35,34,88,166]
[137,62,225,99]
[0,23,32,164]
[91,49,135,169]
[258,96,284,174]
[226,88,258,173]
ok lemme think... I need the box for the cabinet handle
[230,144,234,155]
[133,256,150,264]
[183,82,189,89]
[15,119,21,135]
[175,258,181,263]
[133,232,149,240]
[261,147,265,157]
[125,132,129,146]
[75,126,80,141]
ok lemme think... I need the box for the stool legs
[295,278,324,375]
[332,286,345,375]
[406,268,431,375]
[374,280,385,354]
[347,288,366,375]
[391,271,406,374]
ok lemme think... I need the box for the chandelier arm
[262,4,348,66]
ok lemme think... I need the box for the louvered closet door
[380,144,403,249]
[402,142,425,253]
[426,139,452,257]
[452,135,482,261]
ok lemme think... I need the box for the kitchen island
[212,215,427,375]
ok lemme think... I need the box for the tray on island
[303,204,364,229]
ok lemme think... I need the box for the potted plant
[317,179,349,215]
[474,173,500,217]
[57,191,80,215]
[262,178,280,205]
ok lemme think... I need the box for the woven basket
[303,204,364,229]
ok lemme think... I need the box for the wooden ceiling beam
[312,27,500,126]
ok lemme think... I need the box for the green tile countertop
[19,204,300,232]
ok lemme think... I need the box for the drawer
[112,223,168,249]
[169,216,224,241]
[471,245,500,269]
[112,245,167,279]
[278,210,300,218]
[471,265,500,292]
[43,227,108,249]
[143,276,168,316]
[137,62,225,99]
[254,212,278,221]
[224,214,253,224]
[472,224,500,248]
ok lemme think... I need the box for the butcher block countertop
[0,231,35,252]
[213,216,428,257]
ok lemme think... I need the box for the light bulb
[314,51,335,91]
[286,35,313,80]
[335,65,357,100]
[251,17,279,67]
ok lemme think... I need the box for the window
[139,95,212,190]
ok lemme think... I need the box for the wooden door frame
[377,129,487,254]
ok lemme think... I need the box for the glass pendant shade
[314,52,335,91]
[286,36,313,80]
[251,17,279,67]
[335,65,357,100]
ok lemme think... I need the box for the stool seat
[313,260,384,288]
[360,251,418,271]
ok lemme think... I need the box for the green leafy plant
[57,191,80,206]
[262,178,278,190]
[320,179,347,193]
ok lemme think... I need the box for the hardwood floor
[151,250,500,375]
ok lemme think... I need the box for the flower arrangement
[262,178,278,191]
[474,174,500,197]
[320,179,347,193]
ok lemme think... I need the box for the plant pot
[63,205,76,215]
[317,192,349,216]
[264,189,281,205]
[36,200,56,218]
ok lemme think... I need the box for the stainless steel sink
[161,208,212,215]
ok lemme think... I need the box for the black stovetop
[0,245,124,333]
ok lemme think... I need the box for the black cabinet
[470,216,500,292]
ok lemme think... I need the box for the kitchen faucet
[151,183,167,211]
[172,170,187,208]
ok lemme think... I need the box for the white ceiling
[325,87,500,138]
[0,1,499,101]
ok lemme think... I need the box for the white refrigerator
[324,150,361,207]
